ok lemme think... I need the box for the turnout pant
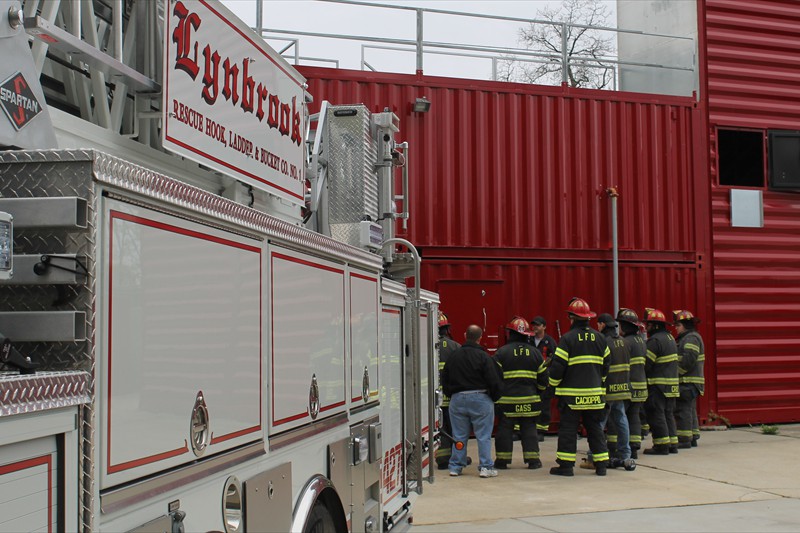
[626,401,644,450]
[675,386,700,444]
[537,398,553,434]
[645,388,673,448]
[436,406,453,467]
[666,396,678,447]
[496,413,539,464]
[556,400,608,466]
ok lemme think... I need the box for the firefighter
[547,298,610,477]
[493,316,548,470]
[616,308,648,459]
[436,311,461,469]
[673,310,705,448]
[642,308,680,455]
[597,313,635,471]
[529,316,557,439]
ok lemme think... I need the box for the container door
[436,280,506,354]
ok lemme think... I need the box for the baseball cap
[597,313,618,327]
[531,316,546,326]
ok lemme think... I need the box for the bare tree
[497,0,616,89]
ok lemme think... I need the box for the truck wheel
[304,501,336,533]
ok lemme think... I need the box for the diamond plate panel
[0,150,96,373]
[0,370,90,416]
[326,105,379,248]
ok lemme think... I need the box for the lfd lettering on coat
[575,395,602,405]
[577,332,596,342]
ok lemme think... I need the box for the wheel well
[317,488,347,533]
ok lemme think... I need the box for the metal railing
[256,0,696,93]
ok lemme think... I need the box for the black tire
[303,502,337,533]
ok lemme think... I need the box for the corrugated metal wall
[302,68,699,254]
[301,66,712,422]
[703,0,800,423]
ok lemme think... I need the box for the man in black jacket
[442,325,502,478]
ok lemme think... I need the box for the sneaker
[479,467,498,478]
[449,470,461,477]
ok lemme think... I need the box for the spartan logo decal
[0,72,43,131]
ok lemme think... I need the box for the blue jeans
[448,391,495,471]
[606,400,631,460]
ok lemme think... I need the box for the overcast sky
[221,0,618,79]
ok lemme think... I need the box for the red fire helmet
[566,297,596,319]
[673,309,700,325]
[438,311,450,328]
[644,308,668,324]
[506,316,533,335]
[616,308,641,326]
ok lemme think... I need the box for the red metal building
[297,0,800,426]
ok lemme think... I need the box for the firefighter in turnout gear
[548,298,611,477]
[493,317,548,470]
[643,308,680,455]
[673,310,705,448]
[597,313,635,471]
[436,311,462,469]
[616,308,648,459]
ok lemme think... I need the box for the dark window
[717,129,764,187]
[768,130,800,190]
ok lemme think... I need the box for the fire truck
[0,1,438,531]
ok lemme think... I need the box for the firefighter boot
[678,441,692,449]
[493,460,509,470]
[691,437,698,447]
[594,461,608,476]
[549,460,574,477]
[643,445,670,455]
[527,459,542,470]
[669,445,679,454]
[630,445,639,460]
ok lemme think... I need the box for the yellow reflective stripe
[630,357,646,365]
[697,354,705,361]
[556,387,605,395]
[653,436,670,445]
[438,362,445,370]
[592,452,609,462]
[496,395,538,404]
[503,370,537,379]
[646,350,657,362]
[555,347,569,361]
[568,355,604,365]
[609,363,630,373]
[678,368,687,375]
[549,377,562,386]
[603,346,611,357]
[677,430,693,437]
[685,343,701,352]
[647,378,679,385]
[504,412,540,418]
[522,451,540,459]
[556,452,576,461]
[656,353,679,363]
[495,452,513,459]
[681,377,705,384]
[570,403,605,410]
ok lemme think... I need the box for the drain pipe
[381,238,430,491]
[606,187,620,315]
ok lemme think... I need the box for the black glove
[541,386,555,401]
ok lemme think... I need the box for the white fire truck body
[0,1,438,531]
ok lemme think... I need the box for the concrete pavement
[410,424,800,532]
